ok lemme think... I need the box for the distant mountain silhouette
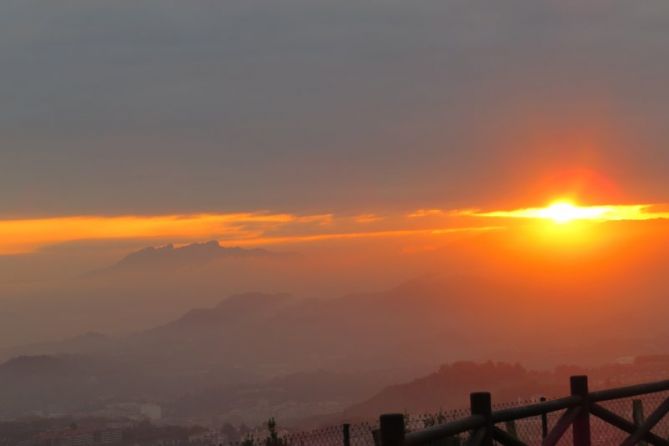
[154,292,295,329]
[117,277,508,375]
[342,361,544,418]
[86,241,289,276]
[0,276,662,423]
[0,278,498,420]
[7,275,654,377]
[340,357,669,420]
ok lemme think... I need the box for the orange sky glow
[464,202,669,223]
[2,200,669,256]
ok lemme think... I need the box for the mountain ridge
[85,241,290,277]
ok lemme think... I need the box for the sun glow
[535,201,607,224]
[468,201,669,224]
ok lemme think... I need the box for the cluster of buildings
[2,417,231,446]
[25,427,123,446]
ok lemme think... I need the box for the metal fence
[226,399,551,445]
[228,375,669,446]
[227,421,378,446]
[379,375,669,446]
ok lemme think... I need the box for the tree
[240,436,255,446]
[264,418,286,446]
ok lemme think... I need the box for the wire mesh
[486,391,669,445]
[490,407,567,446]
[224,391,669,445]
[227,422,379,446]
[349,421,378,446]
[590,389,669,445]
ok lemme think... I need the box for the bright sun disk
[537,201,607,224]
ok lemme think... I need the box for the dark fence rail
[378,375,669,446]
[225,376,669,446]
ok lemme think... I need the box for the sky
[4,1,669,356]
[7,3,669,417]
[4,1,669,216]
[4,1,669,277]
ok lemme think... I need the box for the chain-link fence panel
[225,391,669,446]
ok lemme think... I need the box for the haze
[3,0,669,439]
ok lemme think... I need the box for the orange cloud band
[0,210,498,255]
[0,212,297,255]
[218,225,501,247]
[5,201,664,255]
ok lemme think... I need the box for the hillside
[341,357,669,420]
[0,276,664,423]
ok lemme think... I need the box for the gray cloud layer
[2,1,669,216]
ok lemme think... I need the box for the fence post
[632,399,647,446]
[540,396,548,439]
[571,375,591,446]
[470,392,493,446]
[343,423,351,446]
[379,414,405,446]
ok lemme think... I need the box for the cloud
[5,1,669,217]
[462,203,669,222]
[354,213,383,224]
[407,209,446,218]
[218,225,500,247]
[6,200,668,255]
[0,212,295,255]
[0,209,498,255]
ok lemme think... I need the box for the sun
[469,200,658,225]
[540,202,583,224]
[536,201,608,224]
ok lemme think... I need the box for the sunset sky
[3,1,669,368]
[11,9,669,443]
[4,1,669,271]
[8,4,669,433]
